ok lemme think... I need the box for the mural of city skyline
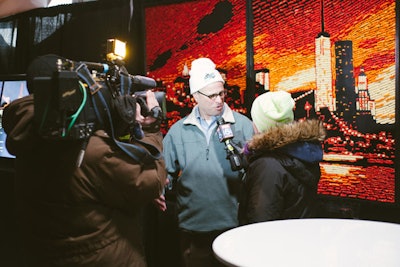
[253,0,395,125]
[254,0,395,203]
[145,0,397,203]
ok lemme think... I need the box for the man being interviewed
[162,58,254,267]
[239,91,326,225]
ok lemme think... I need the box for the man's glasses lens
[199,90,227,100]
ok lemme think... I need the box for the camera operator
[2,71,167,266]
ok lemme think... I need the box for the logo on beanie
[204,73,216,81]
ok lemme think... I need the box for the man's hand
[153,178,169,211]
[135,90,159,126]
[153,194,167,212]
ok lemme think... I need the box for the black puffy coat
[239,119,326,225]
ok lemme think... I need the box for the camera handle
[224,139,244,171]
[228,151,244,171]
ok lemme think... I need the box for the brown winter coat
[3,95,166,267]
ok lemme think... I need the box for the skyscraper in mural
[354,66,377,133]
[314,0,335,112]
[335,40,357,123]
[355,67,375,116]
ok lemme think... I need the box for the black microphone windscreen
[26,54,66,93]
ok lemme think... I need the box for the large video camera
[30,52,165,141]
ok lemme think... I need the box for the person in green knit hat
[239,90,326,224]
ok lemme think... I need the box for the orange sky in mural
[145,0,395,111]
[145,0,246,89]
[252,0,395,92]
[145,0,245,79]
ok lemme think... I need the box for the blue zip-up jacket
[163,103,254,232]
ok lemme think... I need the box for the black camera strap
[95,89,162,164]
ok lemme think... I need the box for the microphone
[216,117,234,142]
[216,118,244,171]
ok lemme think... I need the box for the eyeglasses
[197,90,227,101]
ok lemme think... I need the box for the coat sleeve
[2,95,37,156]
[75,131,167,215]
[244,157,287,223]
[162,126,181,178]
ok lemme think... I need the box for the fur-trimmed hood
[246,119,326,163]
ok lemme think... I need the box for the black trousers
[179,229,228,267]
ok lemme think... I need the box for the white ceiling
[48,0,73,6]
[0,0,97,19]
[0,0,49,19]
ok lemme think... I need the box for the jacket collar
[248,119,326,152]
[246,119,326,165]
[183,103,235,126]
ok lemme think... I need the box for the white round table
[212,218,400,267]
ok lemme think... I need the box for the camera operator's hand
[153,194,167,212]
[136,90,162,133]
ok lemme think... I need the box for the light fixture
[106,39,126,61]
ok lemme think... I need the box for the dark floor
[1,162,400,267]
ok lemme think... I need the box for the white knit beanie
[189,58,225,94]
[251,91,295,132]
